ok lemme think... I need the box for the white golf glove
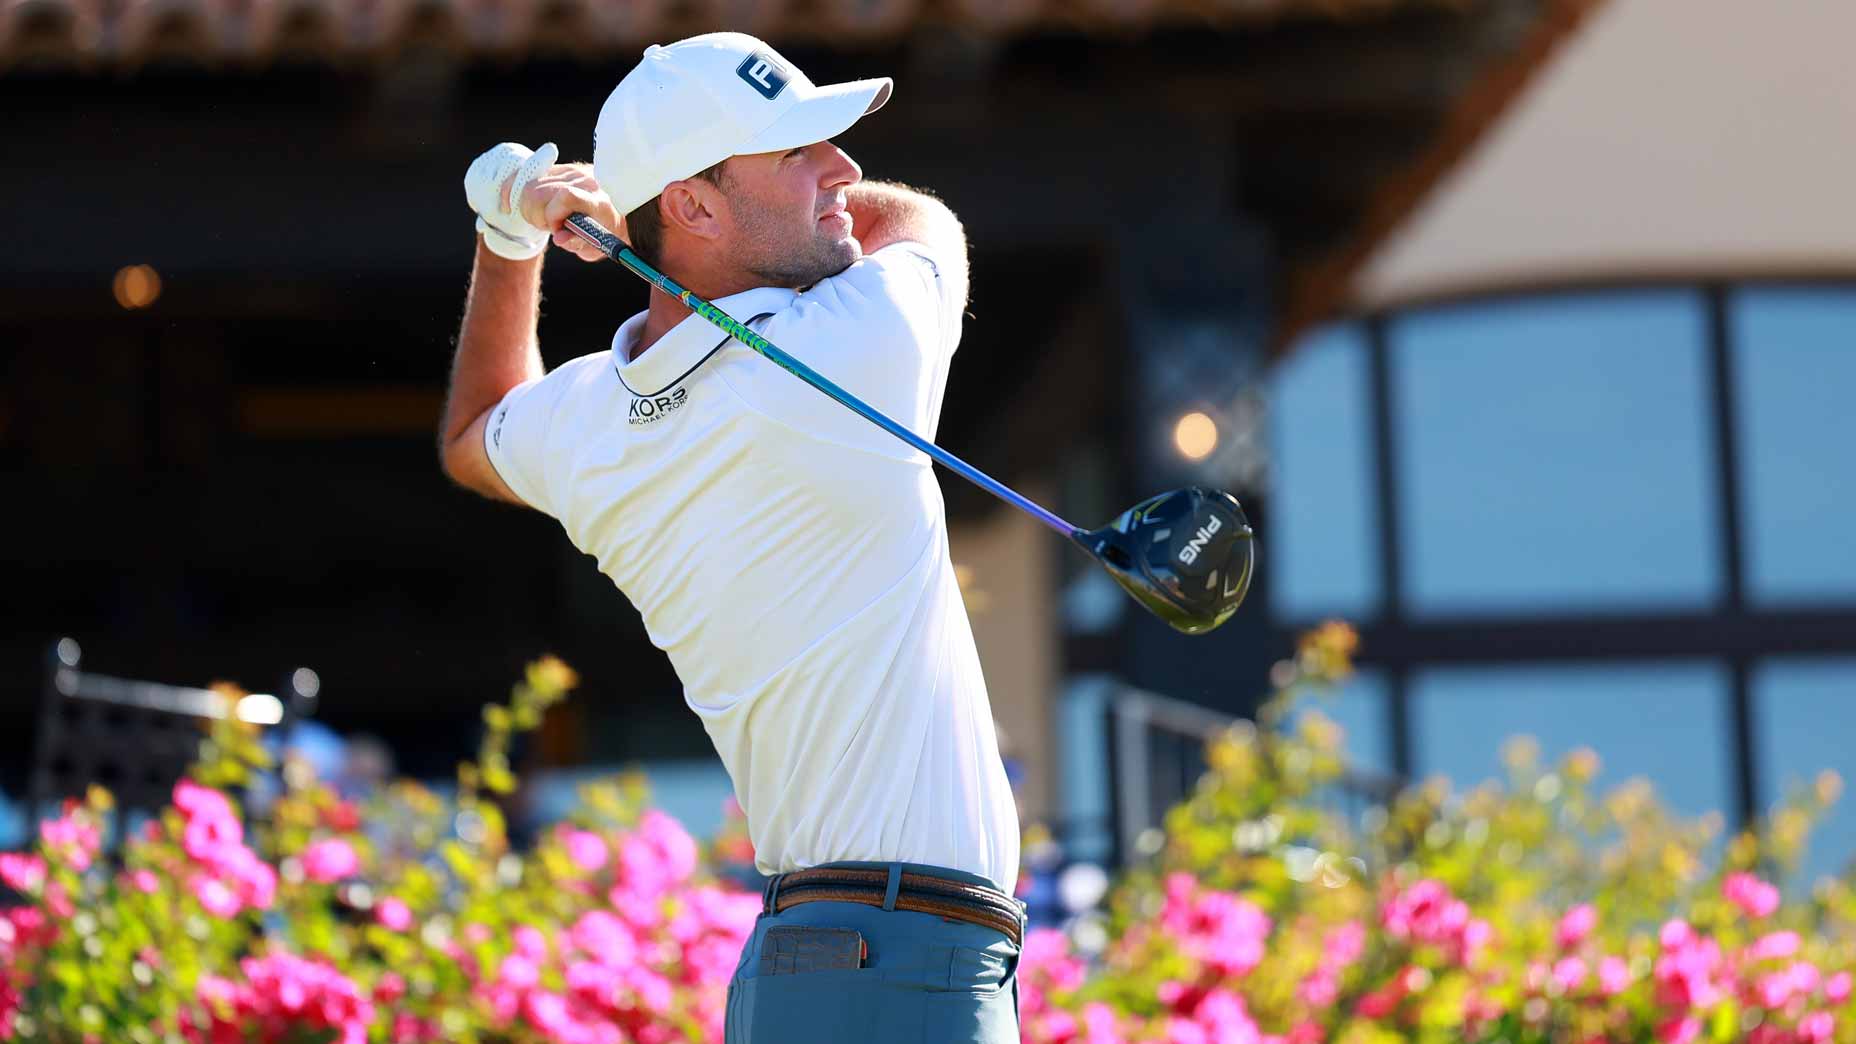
[464,141,559,260]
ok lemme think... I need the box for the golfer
[439,32,1023,1043]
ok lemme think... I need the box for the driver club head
[1072,487,1255,635]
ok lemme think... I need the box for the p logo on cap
[736,53,789,99]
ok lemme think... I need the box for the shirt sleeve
[726,241,966,458]
[855,240,966,358]
[482,354,602,517]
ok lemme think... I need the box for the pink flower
[216,845,277,910]
[1654,933,1723,1010]
[128,869,159,894]
[191,875,242,918]
[1297,970,1338,1007]
[1322,921,1366,969]
[1723,872,1781,919]
[1558,904,1598,949]
[513,924,549,961]
[1826,971,1851,1003]
[1598,955,1630,996]
[1161,874,1271,979]
[1020,929,1089,1020]
[1756,970,1796,1009]
[1657,1015,1702,1044]
[374,971,406,1004]
[564,829,609,873]
[1286,1021,1324,1044]
[1660,919,1695,950]
[39,811,101,872]
[1460,918,1494,963]
[182,813,243,864]
[6,907,53,949]
[191,951,374,1044]
[0,854,46,893]
[1749,931,1801,962]
[1553,956,1589,992]
[1356,987,1400,1019]
[375,897,413,932]
[617,811,699,898]
[301,838,359,883]
[0,970,20,1042]
[1798,1012,1835,1044]
[42,880,73,919]
[1382,879,1485,963]
[172,779,236,823]
[390,1012,430,1043]
[497,953,539,991]
[1081,1002,1124,1044]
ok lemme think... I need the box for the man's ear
[660,179,725,241]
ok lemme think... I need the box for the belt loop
[764,872,784,915]
[881,864,902,912]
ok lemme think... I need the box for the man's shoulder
[780,243,957,333]
[508,349,620,427]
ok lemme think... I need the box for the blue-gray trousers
[724,862,1024,1043]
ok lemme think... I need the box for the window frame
[1270,278,1856,830]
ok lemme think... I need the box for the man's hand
[465,142,623,263]
[465,142,557,260]
[509,163,626,263]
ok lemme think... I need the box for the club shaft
[565,213,1081,538]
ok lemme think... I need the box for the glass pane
[1411,662,1734,819]
[1731,288,1856,605]
[1269,324,1382,620]
[0,790,23,850]
[1296,670,1393,779]
[1753,658,1856,884]
[1391,291,1723,614]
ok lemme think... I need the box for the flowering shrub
[0,658,760,1043]
[6,629,1855,1044]
[1019,622,1856,1044]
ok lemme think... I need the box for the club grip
[565,213,625,258]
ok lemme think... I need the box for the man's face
[715,141,863,288]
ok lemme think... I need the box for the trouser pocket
[734,967,924,1044]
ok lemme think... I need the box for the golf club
[564,212,1255,635]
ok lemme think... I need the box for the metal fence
[25,638,319,850]
[1106,685,1402,866]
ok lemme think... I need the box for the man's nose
[821,143,862,188]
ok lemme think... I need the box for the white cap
[593,32,893,217]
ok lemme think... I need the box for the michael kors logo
[736,53,789,100]
[628,387,688,425]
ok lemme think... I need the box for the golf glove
[464,141,558,260]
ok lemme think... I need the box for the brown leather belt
[769,867,1024,947]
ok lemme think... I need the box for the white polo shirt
[484,242,1019,891]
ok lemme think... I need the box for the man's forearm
[440,240,546,451]
[847,181,965,261]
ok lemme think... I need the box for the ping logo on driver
[736,53,790,100]
[1176,515,1224,566]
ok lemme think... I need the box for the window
[1411,662,1734,819]
[1731,288,1856,605]
[1296,670,1393,778]
[1753,658,1856,884]
[1269,324,1382,620]
[1391,291,1722,615]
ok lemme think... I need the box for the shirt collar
[611,286,798,397]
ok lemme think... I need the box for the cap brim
[739,77,892,155]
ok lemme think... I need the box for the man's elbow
[439,431,493,497]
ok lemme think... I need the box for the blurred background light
[1173,411,1218,461]
[112,264,160,309]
